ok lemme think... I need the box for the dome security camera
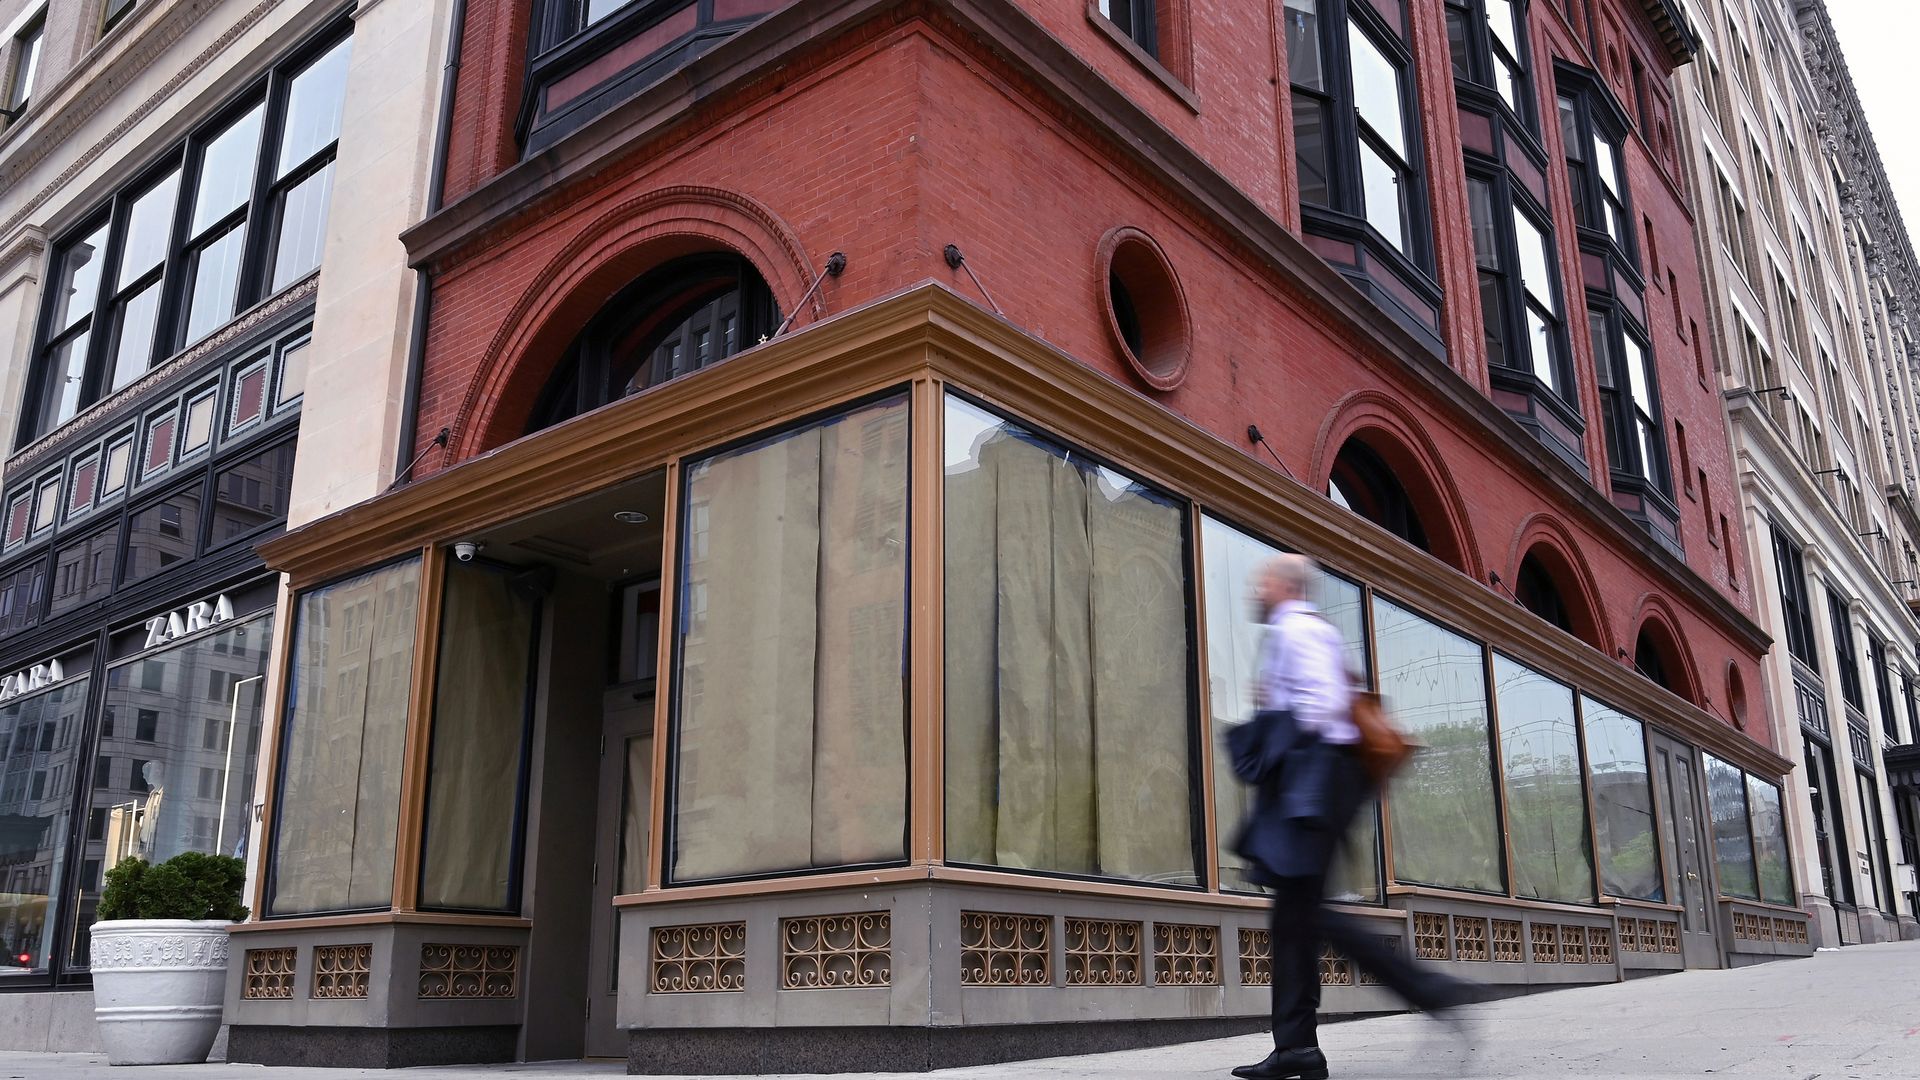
[453,541,483,563]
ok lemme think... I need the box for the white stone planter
[89,920,232,1065]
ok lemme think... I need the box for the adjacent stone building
[0,0,451,1050]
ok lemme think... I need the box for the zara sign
[144,594,236,649]
[0,659,65,702]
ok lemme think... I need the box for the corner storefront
[226,285,1804,1073]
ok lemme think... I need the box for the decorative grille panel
[960,912,1050,986]
[1452,916,1489,961]
[1616,917,1638,951]
[649,924,744,994]
[1152,923,1219,985]
[243,947,296,1000]
[1413,912,1449,959]
[419,944,520,999]
[781,913,890,989]
[1657,920,1680,954]
[1491,919,1523,962]
[1530,922,1559,963]
[1239,928,1272,986]
[1065,919,1141,986]
[1560,925,1587,963]
[312,944,371,999]
[1586,926,1613,964]
[1317,943,1353,985]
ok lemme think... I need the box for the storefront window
[669,395,910,882]
[1746,775,1792,905]
[0,677,87,975]
[1581,697,1661,901]
[1703,752,1758,900]
[268,559,420,915]
[945,395,1198,885]
[418,561,538,912]
[1492,655,1593,903]
[1199,514,1377,898]
[68,616,271,967]
[1375,597,1503,892]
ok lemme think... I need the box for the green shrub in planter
[97,852,248,923]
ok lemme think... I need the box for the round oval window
[1097,227,1190,391]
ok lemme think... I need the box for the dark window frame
[1870,635,1898,744]
[1445,0,1537,133]
[5,11,42,118]
[17,17,351,449]
[1095,0,1159,58]
[1770,523,1818,668]
[1466,163,1575,412]
[1554,64,1638,273]
[1827,587,1864,711]
[1589,298,1672,504]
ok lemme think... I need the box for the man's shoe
[1230,1045,1329,1080]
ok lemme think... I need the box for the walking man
[1228,554,1471,1080]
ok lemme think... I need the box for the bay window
[20,23,351,446]
[1592,299,1675,545]
[1446,0,1533,126]
[1557,73,1635,262]
[1468,171,1571,405]
[1285,0,1438,340]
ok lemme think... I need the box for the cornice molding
[0,0,288,243]
[401,0,1765,651]
[0,227,46,287]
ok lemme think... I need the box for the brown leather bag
[1349,689,1415,787]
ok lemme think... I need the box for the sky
[1822,1,1920,242]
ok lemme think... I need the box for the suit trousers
[1267,871,1457,1049]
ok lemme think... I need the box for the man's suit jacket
[1227,708,1369,883]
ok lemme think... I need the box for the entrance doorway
[1651,732,1721,968]
[475,472,667,1060]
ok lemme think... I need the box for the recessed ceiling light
[613,510,650,525]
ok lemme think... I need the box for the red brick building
[228,0,1808,1070]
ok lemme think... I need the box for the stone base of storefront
[0,990,100,1053]
[626,1017,1276,1075]
[227,1024,519,1068]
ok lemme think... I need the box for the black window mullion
[236,70,292,313]
[148,145,198,364]
[76,196,136,410]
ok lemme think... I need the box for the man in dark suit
[1228,555,1471,1080]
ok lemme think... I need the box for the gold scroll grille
[243,947,296,1000]
[1239,928,1271,986]
[1586,926,1613,965]
[1491,919,1523,962]
[1152,923,1219,985]
[1317,944,1353,986]
[1413,912,1448,959]
[960,912,1050,986]
[781,913,890,989]
[312,944,372,999]
[650,923,745,993]
[1530,922,1559,963]
[1452,916,1489,961]
[1065,919,1142,986]
[420,944,520,999]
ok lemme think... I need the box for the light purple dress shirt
[1255,600,1358,744]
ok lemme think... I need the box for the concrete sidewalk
[5,940,1916,1078]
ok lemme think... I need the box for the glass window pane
[7,22,40,112]
[419,561,537,911]
[1376,597,1503,892]
[672,396,910,881]
[1358,140,1406,252]
[1486,0,1519,54]
[1282,0,1323,90]
[1593,133,1622,197]
[1293,98,1331,207]
[1557,96,1582,160]
[124,490,200,585]
[1493,655,1593,902]
[49,530,116,615]
[1745,775,1792,905]
[52,226,108,332]
[209,441,295,545]
[1201,517,1377,900]
[277,38,352,177]
[1467,178,1499,269]
[277,340,309,406]
[43,330,90,431]
[0,561,45,635]
[270,161,334,292]
[268,559,421,914]
[184,222,246,344]
[108,282,162,392]
[1582,698,1661,900]
[1512,207,1555,308]
[70,618,271,969]
[1704,753,1758,900]
[0,678,88,975]
[1623,333,1653,409]
[118,170,180,283]
[946,395,1197,885]
[191,105,263,234]
[1525,308,1554,387]
[1347,19,1406,154]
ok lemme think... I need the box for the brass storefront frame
[249,282,1794,930]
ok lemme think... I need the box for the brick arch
[1312,389,1480,578]
[1506,513,1611,655]
[446,186,815,461]
[1627,595,1702,708]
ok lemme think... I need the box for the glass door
[1652,733,1720,968]
[585,687,652,1058]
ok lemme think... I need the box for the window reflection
[946,396,1198,885]
[1492,655,1593,902]
[125,490,202,585]
[1745,775,1792,905]
[1582,698,1662,901]
[69,617,271,969]
[1703,753,1757,900]
[0,679,86,975]
[1374,596,1503,892]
